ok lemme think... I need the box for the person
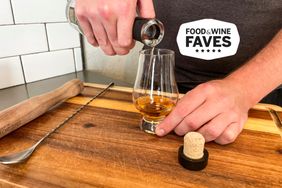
[74,0,282,144]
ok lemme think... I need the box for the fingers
[155,88,207,136]
[197,112,237,142]
[173,100,224,136]
[98,2,132,55]
[89,18,116,55]
[214,122,243,145]
[137,0,156,18]
[75,6,98,46]
[98,8,127,55]
[80,20,98,46]
[117,3,136,48]
[75,0,137,55]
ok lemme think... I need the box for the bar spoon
[0,82,114,164]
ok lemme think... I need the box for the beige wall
[83,37,144,85]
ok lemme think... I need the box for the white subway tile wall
[0,0,14,25]
[46,23,80,51]
[0,57,25,89]
[22,50,75,83]
[0,24,48,58]
[0,0,83,89]
[11,0,67,24]
[74,48,83,71]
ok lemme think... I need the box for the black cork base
[178,145,209,171]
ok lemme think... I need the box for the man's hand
[75,0,155,55]
[155,79,250,145]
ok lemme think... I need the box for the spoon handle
[0,79,84,139]
[32,82,114,149]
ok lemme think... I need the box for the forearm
[225,29,282,107]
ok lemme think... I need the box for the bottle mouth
[141,19,165,47]
[145,25,160,40]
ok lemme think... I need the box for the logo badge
[176,19,240,60]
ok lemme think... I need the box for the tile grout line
[79,34,86,70]
[0,47,81,60]
[19,55,28,84]
[72,48,78,78]
[0,21,69,27]
[20,56,31,98]
[9,0,15,24]
[44,23,50,51]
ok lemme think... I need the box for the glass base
[140,118,160,134]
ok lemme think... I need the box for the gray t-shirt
[153,0,282,92]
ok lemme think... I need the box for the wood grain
[0,79,83,139]
[0,85,281,188]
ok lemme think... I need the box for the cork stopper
[183,132,205,159]
[178,132,209,171]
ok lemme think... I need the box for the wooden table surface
[0,83,281,188]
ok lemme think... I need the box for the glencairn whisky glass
[133,49,179,134]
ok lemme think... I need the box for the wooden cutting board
[0,83,281,188]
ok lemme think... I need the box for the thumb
[137,0,156,18]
